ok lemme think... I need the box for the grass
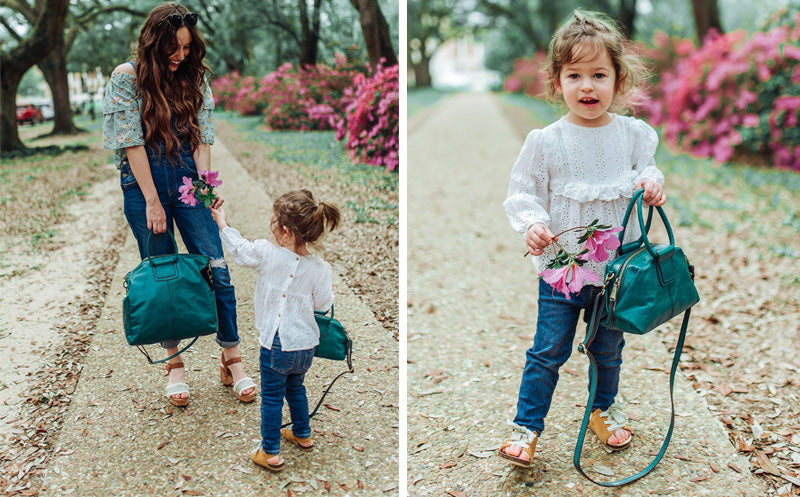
[407,88,453,117]
[0,115,114,248]
[214,111,398,225]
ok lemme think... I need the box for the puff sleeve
[312,261,334,313]
[503,129,552,236]
[631,119,664,185]
[198,78,215,144]
[101,71,144,150]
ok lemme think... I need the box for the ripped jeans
[121,143,239,348]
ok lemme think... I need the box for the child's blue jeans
[260,333,315,455]
[120,141,239,349]
[513,279,625,435]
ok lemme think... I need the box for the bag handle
[145,230,179,259]
[618,189,674,260]
[573,290,691,486]
[137,336,200,364]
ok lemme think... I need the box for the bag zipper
[609,247,646,307]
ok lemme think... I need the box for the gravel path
[39,138,399,496]
[406,92,763,496]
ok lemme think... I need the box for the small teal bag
[123,231,218,363]
[574,189,699,487]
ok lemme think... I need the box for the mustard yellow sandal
[498,422,538,468]
[281,428,313,451]
[250,447,284,472]
[588,404,633,451]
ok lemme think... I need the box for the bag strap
[137,336,200,365]
[573,290,691,486]
[282,337,354,429]
[145,230,179,259]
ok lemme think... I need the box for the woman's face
[167,27,192,72]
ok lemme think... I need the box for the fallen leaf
[728,462,742,473]
[592,464,614,476]
[754,451,782,477]
[690,475,710,483]
[447,492,467,497]
[352,444,365,452]
[440,461,457,469]
[709,462,721,473]
[324,403,341,411]
[157,439,170,450]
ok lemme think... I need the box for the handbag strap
[282,337,354,429]
[573,290,691,486]
[137,336,200,364]
[145,229,179,259]
[618,189,675,260]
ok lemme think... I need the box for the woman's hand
[210,192,224,210]
[147,199,168,234]
[526,222,557,256]
[635,179,667,206]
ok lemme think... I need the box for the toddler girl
[500,10,667,467]
[211,190,340,471]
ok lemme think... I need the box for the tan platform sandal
[498,422,538,468]
[220,354,257,403]
[250,447,284,472]
[165,361,189,407]
[588,404,633,451]
[281,428,313,451]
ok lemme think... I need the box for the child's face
[556,43,616,127]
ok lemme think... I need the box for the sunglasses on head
[161,12,198,28]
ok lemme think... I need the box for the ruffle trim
[550,170,638,202]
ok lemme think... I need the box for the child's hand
[635,179,666,206]
[526,223,557,256]
[210,206,228,229]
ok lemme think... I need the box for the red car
[16,104,44,125]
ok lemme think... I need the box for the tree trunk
[411,52,431,88]
[38,35,81,135]
[618,0,637,39]
[298,0,320,66]
[354,0,398,68]
[691,0,723,42]
[0,0,69,152]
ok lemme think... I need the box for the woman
[102,3,255,407]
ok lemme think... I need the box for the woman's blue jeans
[513,279,625,435]
[260,333,315,455]
[120,143,239,348]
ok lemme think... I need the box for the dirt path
[406,92,764,496]
[1,130,398,496]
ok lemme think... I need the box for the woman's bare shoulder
[113,62,135,76]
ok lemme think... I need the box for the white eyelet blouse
[220,227,334,351]
[503,114,665,280]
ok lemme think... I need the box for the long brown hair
[135,3,211,163]
[273,190,341,252]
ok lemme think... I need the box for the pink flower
[198,170,222,187]
[539,261,600,299]
[179,176,198,206]
[584,227,623,262]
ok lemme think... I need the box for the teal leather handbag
[123,231,218,363]
[282,305,353,430]
[574,189,699,487]
[314,305,352,363]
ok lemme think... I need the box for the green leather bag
[314,305,352,363]
[123,230,218,363]
[574,189,700,487]
[600,189,700,334]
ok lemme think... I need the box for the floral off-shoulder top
[101,64,215,169]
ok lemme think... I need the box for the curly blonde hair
[543,9,649,114]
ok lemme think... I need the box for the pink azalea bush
[211,56,399,171]
[334,64,399,172]
[643,10,800,171]
[537,221,623,299]
[503,50,548,97]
